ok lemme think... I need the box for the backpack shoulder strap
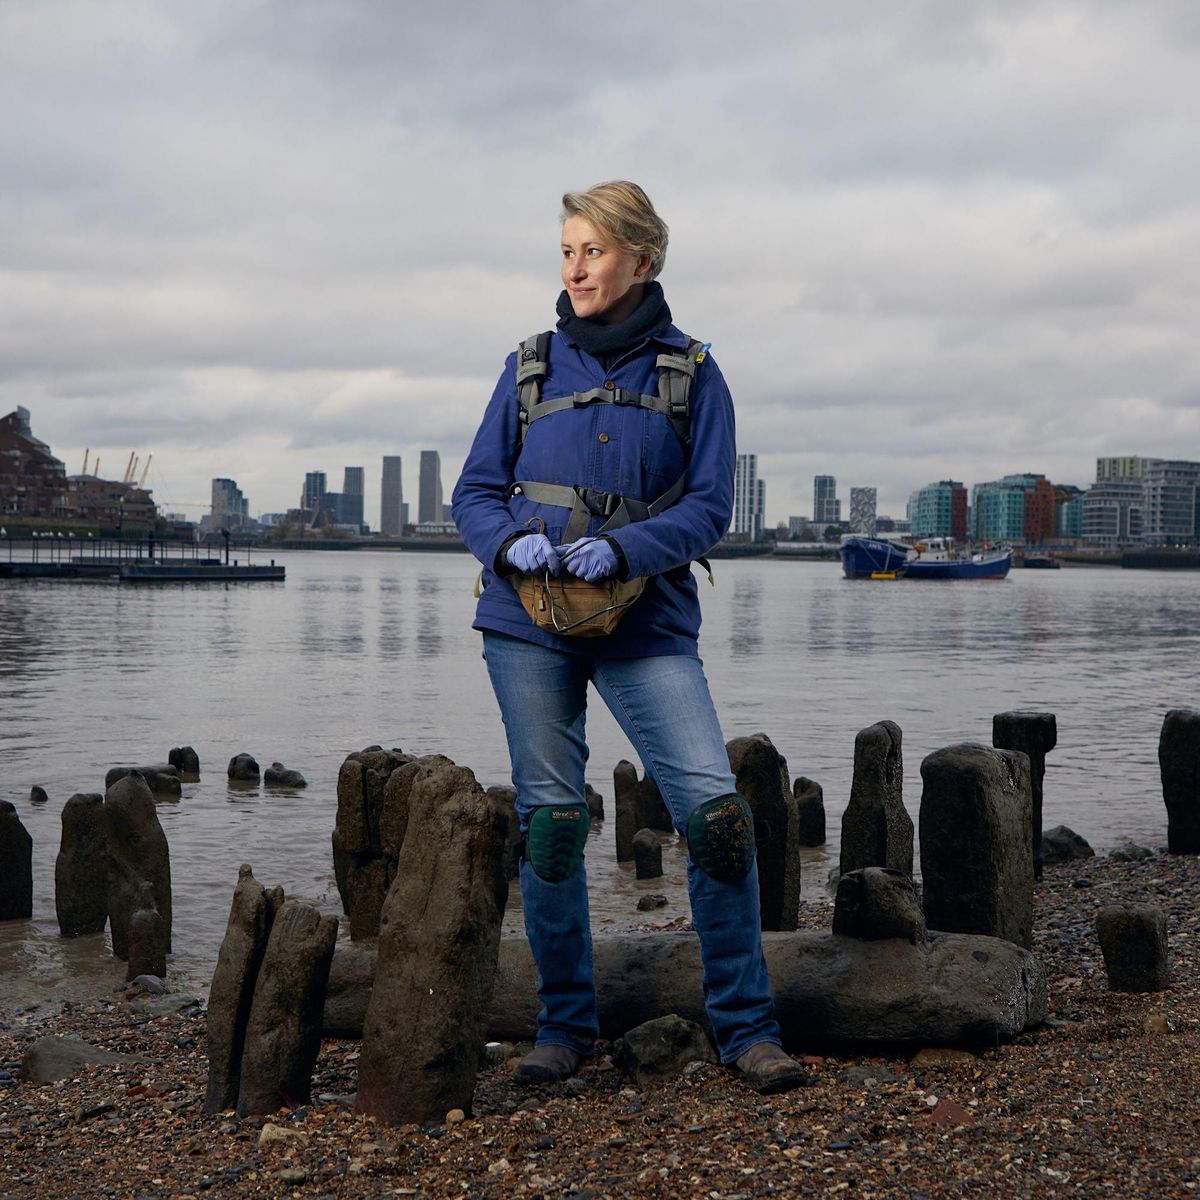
[654,337,707,451]
[515,331,553,444]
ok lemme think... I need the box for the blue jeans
[483,631,781,1064]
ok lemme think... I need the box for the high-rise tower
[733,453,765,540]
[813,475,840,526]
[381,456,403,534]
[418,451,443,525]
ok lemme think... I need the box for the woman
[451,181,807,1093]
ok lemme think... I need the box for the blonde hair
[561,181,669,282]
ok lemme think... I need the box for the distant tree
[823,525,841,542]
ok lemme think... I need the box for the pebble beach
[2,851,1197,1200]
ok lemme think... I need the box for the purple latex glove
[505,533,562,575]
[559,537,619,582]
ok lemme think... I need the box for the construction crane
[122,451,136,484]
[139,453,152,488]
[81,448,90,476]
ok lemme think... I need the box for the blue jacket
[451,320,735,657]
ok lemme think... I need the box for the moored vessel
[839,535,912,579]
[903,537,1012,580]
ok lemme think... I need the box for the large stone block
[632,829,663,880]
[237,900,338,1116]
[727,733,800,931]
[833,867,925,944]
[793,776,825,847]
[488,929,1047,1048]
[919,743,1033,949]
[334,747,409,856]
[613,760,672,862]
[1042,824,1094,865]
[992,710,1057,880]
[20,1036,144,1084]
[226,754,260,783]
[1096,903,1170,992]
[585,783,604,821]
[1159,709,1200,854]
[263,762,307,788]
[105,765,181,797]
[0,801,33,921]
[617,1015,716,1086]
[125,880,168,981]
[103,774,172,959]
[204,865,282,1114]
[358,759,509,1124]
[332,747,415,939]
[168,745,200,778]
[324,931,1047,1049]
[840,720,912,878]
[55,793,108,937]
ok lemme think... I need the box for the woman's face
[561,215,651,323]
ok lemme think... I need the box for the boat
[903,537,1012,580]
[839,535,912,579]
[841,534,1013,580]
[1017,552,1060,569]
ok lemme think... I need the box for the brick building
[0,407,70,518]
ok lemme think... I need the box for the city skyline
[3,5,1197,524]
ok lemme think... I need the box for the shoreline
[3,851,1197,1198]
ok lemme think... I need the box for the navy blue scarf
[555,281,672,357]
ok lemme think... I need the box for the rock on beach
[0,799,34,921]
[103,773,172,959]
[357,758,510,1124]
[204,865,283,1114]
[839,719,912,878]
[236,899,338,1116]
[19,1035,146,1083]
[727,732,801,932]
[55,792,108,937]
[919,742,1033,949]
[325,925,1046,1049]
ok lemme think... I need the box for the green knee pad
[688,794,756,882]
[526,805,591,883]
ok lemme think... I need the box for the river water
[1,551,1196,1013]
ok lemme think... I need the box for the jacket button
[598,433,610,443]
[603,380,615,391]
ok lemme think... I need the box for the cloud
[1,0,1198,523]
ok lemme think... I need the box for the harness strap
[658,340,704,447]
[515,474,689,543]
[515,332,703,446]
[512,334,710,550]
[516,332,552,441]
[523,386,655,426]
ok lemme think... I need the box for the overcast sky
[3,1,1198,526]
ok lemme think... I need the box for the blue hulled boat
[903,537,1012,580]
[840,535,1012,580]
[839,536,912,579]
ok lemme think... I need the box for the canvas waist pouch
[514,571,646,637]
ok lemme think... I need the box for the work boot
[734,1042,813,1094]
[514,1044,584,1086]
